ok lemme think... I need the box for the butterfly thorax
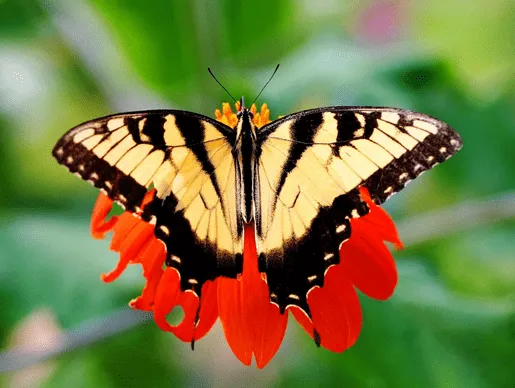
[233,108,257,224]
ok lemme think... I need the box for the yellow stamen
[214,102,272,129]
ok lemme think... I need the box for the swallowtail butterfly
[53,99,462,315]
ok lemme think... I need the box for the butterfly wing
[256,107,462,313]
[53,110,242,295]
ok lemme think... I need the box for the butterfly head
[236,96,254,119]
[234,97,256,148]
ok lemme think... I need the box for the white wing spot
[159,225,170,236]
[78,164,85,172]
[399,172,409,181]
[171,255,181,264]
[324,253,334,261]
[336,224,347,233]
[188,279,198,285]
[414,164,423,172]
[427,156,435,162]
[90,172,99,181]
[148,215,157,225]
[55,148,64,156]
[450,139,459,146]
[384,186,393,194]
[307,275,317,282]
[351,209,359,218]
[118,194,127,203]
[66,156,73,164]
[354,127,365,137]
[105,181,112,189]
[440,147,447,153]
[288,294,300,300]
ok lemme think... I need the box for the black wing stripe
[274,112,323,202]
[172,142,231,210]
[335,111,362,143]
[175,115,227,211]
[141,115,167,148]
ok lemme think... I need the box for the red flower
[90,103,403,368]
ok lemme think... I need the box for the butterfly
[52,98,462,315]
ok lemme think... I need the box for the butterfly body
[53,102,462,315]
[233,102,258,224]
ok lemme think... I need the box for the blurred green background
[1,0,514,387]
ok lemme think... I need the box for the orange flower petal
[340,221,398,300]
[129,239,166,310]
[153,267,181,331]
[252,302,287,369]
[290,305,315,340]
[101,219,154,283]
[118,222,155,264]
[140,189,156,210]
[218,277,252,365]
[307,264,362,352]
[360,186,403,249]
[171,280,219,343]
[109,213,140,251]
[100,252,132,283]
[218,224,287,368]
[90,193,118,239]
[152,271,219,343]
[190,280,219,341]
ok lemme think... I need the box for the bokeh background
[1,0,514,387]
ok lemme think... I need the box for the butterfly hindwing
[256,107,462,313]
[53,110,243,296]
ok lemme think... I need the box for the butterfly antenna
[251,64,280,107]
[208,68,237,103]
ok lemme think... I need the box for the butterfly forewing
[53,110,242,296]
[255,107,462,312]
